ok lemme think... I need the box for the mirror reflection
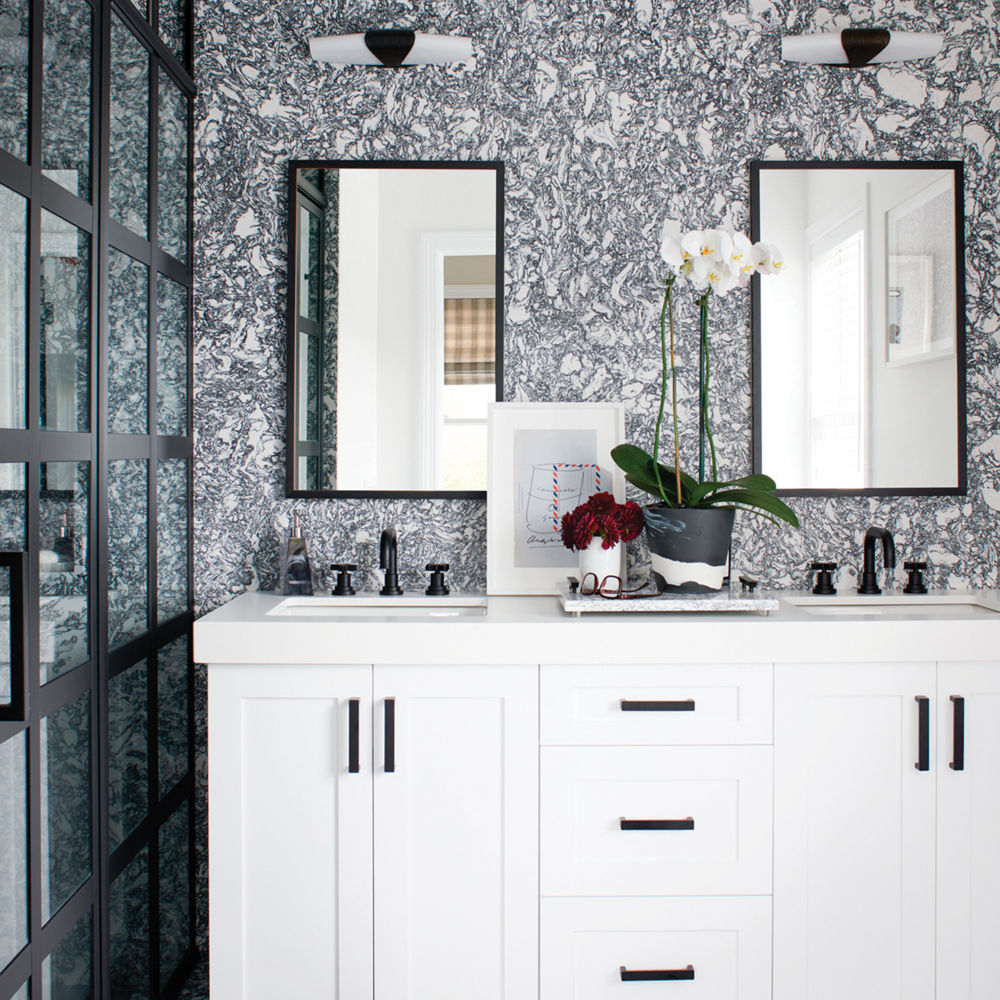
[753,162,964,493]
[289,161,502,496]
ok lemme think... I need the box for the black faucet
[379,527,403,596]
[858,526,896,595]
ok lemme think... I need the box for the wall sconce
[309,30,473,67]
[782,29,943,67]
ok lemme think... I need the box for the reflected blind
[444,298,495,385]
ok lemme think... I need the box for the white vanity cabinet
[207,661,538,1000]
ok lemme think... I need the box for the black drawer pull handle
[620,699,695,713]
[950,695,965,771]
[348,699,360,773]
[620,965,695,982]
[384,698,395,773]
[915,695,929,771]
[620,817,695,831]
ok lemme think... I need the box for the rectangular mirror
[751,160,966,495]
[287,160,504,497]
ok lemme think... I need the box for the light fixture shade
[782,30,943,66]
[309,30,473,67]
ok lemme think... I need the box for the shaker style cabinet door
[936,662,1000,1000]
[208,664,374,1000]
[372,664,538,1000]
[773,662,936,1000]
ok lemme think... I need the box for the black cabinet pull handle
[950,695,965,771]
[348,699,360,773]
[384,698,395,773]
[620,818,695,831]
[915,696,930,771]
[620,699,695,713]
[0,551,27,724]
[620,965,695,982]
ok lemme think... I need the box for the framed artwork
[886,254,934,363]
[487,401,625,595]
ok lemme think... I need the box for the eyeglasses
[577,573,654,600]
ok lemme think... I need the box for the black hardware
[332,563,358,596]
[567,576,580,594]
[915,696,930,771]
[385,698,396,773]
[0,552,27,723]
[620,818,695,831]
[810,561,837,596]
[425,563,450,596]
[621,699,695,713]
[738,574,758,594]
[348,699,360,773]
[903,560,929,595]
[620,966,695,982]
[950,695,965,771]
[364,29,416,67]
[841,28,891,68]
[858,526,896,595]
[380,527,404,596]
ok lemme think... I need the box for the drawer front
[541,747,772,896]
[541,896,772,1000]
[540,663,773,746]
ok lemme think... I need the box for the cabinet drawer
[541,896,771,1000]
[541,747,772,896]
[540,663,772,745]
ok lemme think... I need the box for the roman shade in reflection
[443,297,495,385]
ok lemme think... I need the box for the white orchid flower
[754,242,785,276]
[681,229,728,264]
[688,255,739,296]
[727,232,758,284]
[659,218,689,273]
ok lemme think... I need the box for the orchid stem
[668,283,682,506]
[652,278,674,505]
[699,292,718,483]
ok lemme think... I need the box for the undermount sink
[267,594,489,619]
[782,593,1000,619]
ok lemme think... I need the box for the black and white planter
[643,505,735,593]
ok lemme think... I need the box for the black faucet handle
[811,561,837,571]
[903,560,929,595]
[331,562,358,572]
[331,564,358,596]
[426,563,450,572]
[810,561,838,596]
[904,560,928,570]
[425,563,450,597]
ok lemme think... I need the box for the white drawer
[541,896,772,1000]
[540,663,773,746]
[541,747,772,896]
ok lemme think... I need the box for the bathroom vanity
[194,593,1000,1000]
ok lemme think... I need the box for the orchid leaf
[698,488,800,528]
[611,444,697,504]
[689,474,778,506]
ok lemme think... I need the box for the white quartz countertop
[193,591,1000,666]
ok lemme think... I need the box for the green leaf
[689,474,778,506]
[699,488,800,528]
[611,444,697,504]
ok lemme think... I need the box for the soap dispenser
[279,513,314,596]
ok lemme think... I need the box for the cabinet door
[373,664,538,1000]
[773,662,936,1000]
[937,662,1000,1000]
[208,664,373,1000]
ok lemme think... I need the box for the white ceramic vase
[578,536,622,587]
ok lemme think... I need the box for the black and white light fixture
[309,30,473,67]
[782,29,943,67]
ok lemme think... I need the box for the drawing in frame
[487,401,626,595]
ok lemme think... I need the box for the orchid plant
[612,222,800,529]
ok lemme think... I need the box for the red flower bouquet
[560,493,644,552]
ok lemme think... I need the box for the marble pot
[643,505,735,593]
[578,536,622,587]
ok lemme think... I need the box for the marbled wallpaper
[191,0,1000,957]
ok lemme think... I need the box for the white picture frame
[487,401,625,595]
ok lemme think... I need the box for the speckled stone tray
[557,581,780,616]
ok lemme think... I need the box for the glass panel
[0,732,27,970]
[41,692,91,922]
[107,249,148,434]
[155,274,187,436]
[156,460,187,624]
[107,460,147,649]
[0,0,29,161]
[0,463,25,708]
[298,206,321,322]
[39,462,88,684]
[110,846,148,999]
[41,0,92,200]
[158,0,186,62]
[157,634,188,796]
[109,15,148,238]
[12,982,28,1000]
[131,0,147,19]
[40,210,90,432]
[158,802,190,989]
[108,658,147,851]
[157,74,188,263]
[0,184,26,429]
[39,909,91,999]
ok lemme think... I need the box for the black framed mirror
[287,159,504,498]
[751,160,966,496]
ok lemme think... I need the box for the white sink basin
[782,593,1000,619]
[267,594,489,619]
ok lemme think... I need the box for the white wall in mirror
[756,165,961,493]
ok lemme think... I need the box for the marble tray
[557,580,779,616]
